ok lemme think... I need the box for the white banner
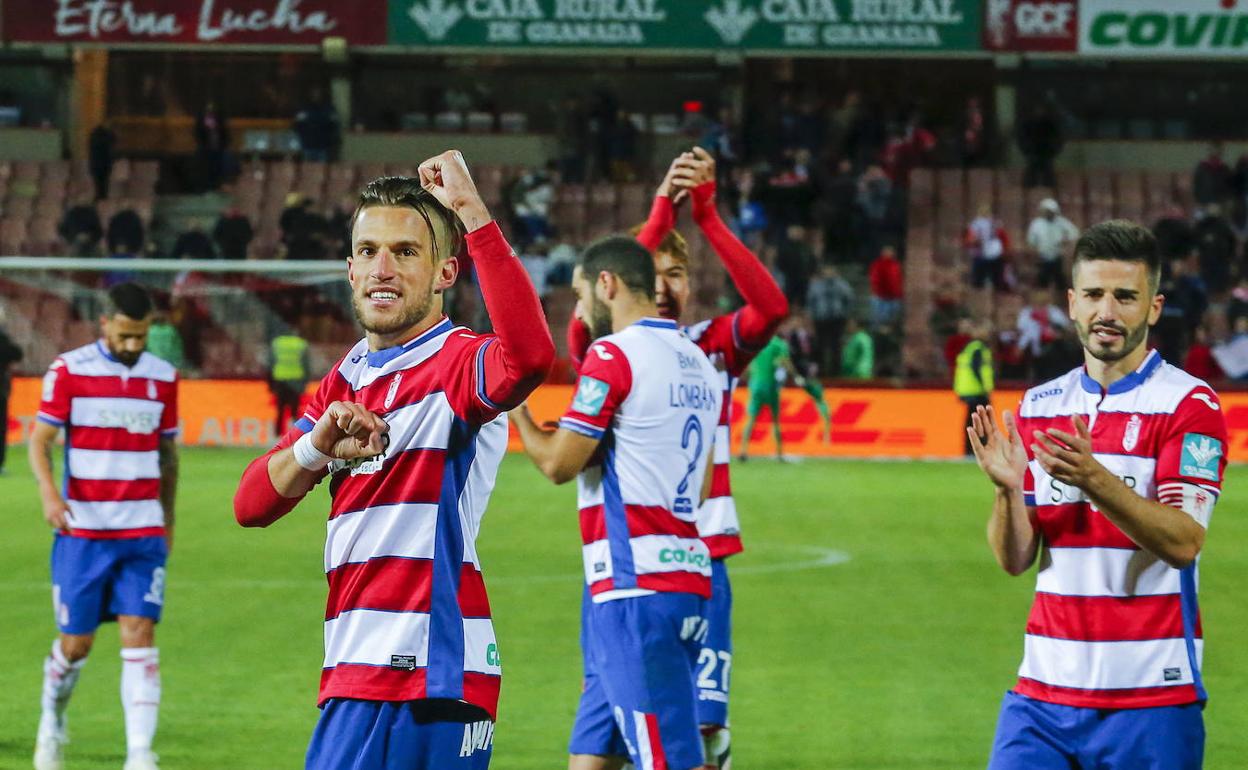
[1081,0,1248,57]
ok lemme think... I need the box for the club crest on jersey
[384,372,403,410]
[572,376,610,416]
[147,379,157,399]
[1122,414,1141,452]
[1181,433,1222,481]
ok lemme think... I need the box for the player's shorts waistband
[322,697,492,725]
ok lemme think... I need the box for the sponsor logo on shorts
[143,567,166,606]
[459,720,495,757]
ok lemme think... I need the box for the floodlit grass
[2,449,1244,769]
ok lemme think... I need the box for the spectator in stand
[106,207,145,257]
[806,263,855,376]
[1153,202,1196,260]
[58,198,103,257]
[507,165,555,250]
[1194,203,1236,290]
[1193,141,1233,214]
[1026,198,1079,289]
[88,121,116,201]
[1018,103,1063,189]
[605,108,639,182]
[194,101,230,191]
[0,308,22,475]
[841,317,874,379]
[847,98,887,170]
[868,245,904,328]
[171,220,216,260]
[1184,326,1223,382]
[966,204,1010,292]
[553,94,588,184]
[944,317,973,374]
[700,106,739,188]
[1228,277,1248,328]
[213,205,254,260]
[959,96,988,167]
[1016,288,1071,381]
[880,115,936,187]
[775,224,817,309]
[762,151,817,240]
[326,193,355,260]
[279,193,329,260]
[1155,256,1209,365]
[814,157,860,263]
[827,91,860,160]
[293,88,341,163]
[954,320,994,455]
[857,164,893,260]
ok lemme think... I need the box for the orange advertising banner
[7,378,1248,462]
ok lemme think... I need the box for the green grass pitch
[1,449,1245,769]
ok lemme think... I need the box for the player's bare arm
[1033,416,1204,568]
[510,403,600,485]
[158,436,178,552]
[968,405,1039,576]
[28,420,71,531]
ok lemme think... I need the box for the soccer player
[233,151,554,769]
[968,220,1228,770]
[567,148,788,768]
[737,335,793,461]
[511,235,722,770]
[29,282,180,770]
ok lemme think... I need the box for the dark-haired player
[234,151,553,769]
[567,148,788,769]
[970,220,1228,770]
[513,235,721,770]
[31,282,180,770]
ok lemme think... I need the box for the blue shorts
[569,591,706,770]
[696,558,732,728]
[988,691,1204,770]
[306,699,494,770]
[51,534,167,635]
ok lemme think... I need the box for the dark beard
[1076,318,1150,362]
[352,291,434,339]
[586,295,613,340]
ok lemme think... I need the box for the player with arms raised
[567,148,788,769]
[513,235,721,770]
[969,221,1228,769]
[233,151,554,769]
[29,283,179,770]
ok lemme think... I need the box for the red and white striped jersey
[560,318,721,603]
[292,318,508,717]
[37,341,178,539]
[1015,350,1228,709]
[684,311,756,559]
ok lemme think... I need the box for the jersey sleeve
[1155,386,1229,528]
[558,340,632,441]
[692,313,754,378]
[37,358,72,427]
[160,372,180,438]
[439,330,508,426]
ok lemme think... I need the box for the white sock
[120,647,160,756]
[39,639,85,740]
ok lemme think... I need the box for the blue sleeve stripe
[559,419,604,439]
[475,338,503,411]
[1023,494,1037,506]
[294,417,315,434]
[160,428,180,437]
[36,414,64,427]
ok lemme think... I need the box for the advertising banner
[984,0,1078,51]
[389,0,982,52]
[1080,0,1248,57]
[4,0,387,45]
[9,378,1248,462]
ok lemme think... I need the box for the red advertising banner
[984,0,1078,51]
[3,0,386,45]
[8,378,1248,462]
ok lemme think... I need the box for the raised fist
[309,401,390,461]
[418,150,491,231]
